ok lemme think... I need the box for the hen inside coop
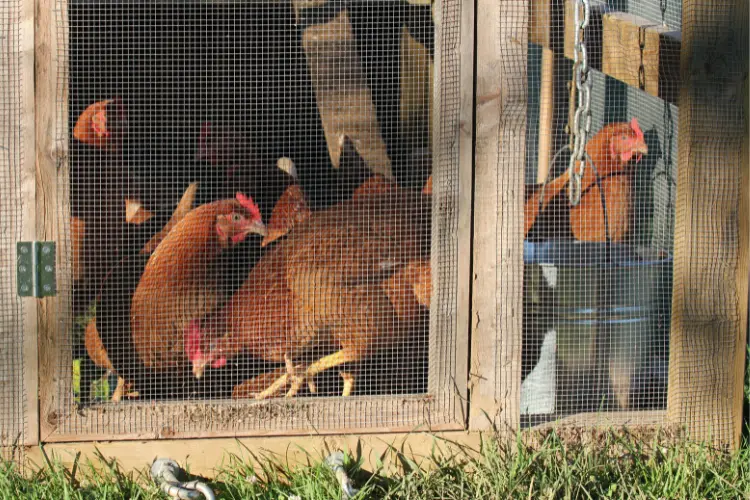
[520,0,679,425]
[64,0,456,424]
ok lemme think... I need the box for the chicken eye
[231,213,243,223]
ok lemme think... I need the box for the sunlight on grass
[2,431,750,499]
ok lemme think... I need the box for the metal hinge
[17,242,56,298]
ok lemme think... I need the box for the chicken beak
[192,360,207,380]
[247,219,267,237]
[634,142,648,163]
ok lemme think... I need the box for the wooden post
[428,0,473,425]
[470,0,527,431]
[1,0,38,448]
[537,49,555,184]
[35,0,66,441]
[21,0,38,447]
[667,0,749,449]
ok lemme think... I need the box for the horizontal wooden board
[42,395,463,443]
[27,419,680,477]
[529,410,667,430]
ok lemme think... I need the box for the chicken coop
[0,0,747,470]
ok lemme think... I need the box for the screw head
[18,265,26,273]
[45,265,53,273]
[20,284,29,293]
[20,246,28,254]
[43,284,52,292]
[42,245,51,255]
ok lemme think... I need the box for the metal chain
[638,27,647,91]
[567,0,592,206]
[662,101,675,234]
[659,0,668,26]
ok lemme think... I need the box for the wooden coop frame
[1,0,745,473]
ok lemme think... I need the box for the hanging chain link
[567,0,592,206]
[659,0,668,26]
[638,27,647,90]
[662,100,675,230]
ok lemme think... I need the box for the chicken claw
[254,355,307,400]
[256,350,360,399]
[340,371,355,397]
[111,377,139,402]
[283,354,307,398]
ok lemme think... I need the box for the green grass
[2,431,750,499]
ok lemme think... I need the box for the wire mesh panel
[520,0,681,426]
[45,0,467,440]
[0,0,30,459]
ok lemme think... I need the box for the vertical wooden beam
[428,0,473,425]
[454,0,475,425]
[470,0,527,431]
[35,0,66,441]
[537,49,555,184]
[3,0,37,448]
[667,0,749,449]
[20,0,38,446]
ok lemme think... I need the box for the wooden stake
[537,48,555,184]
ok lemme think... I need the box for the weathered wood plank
[470,0,526,431]
[427,0,472,426]
[529,410,667,431]
[20,0,37,447]
[600,11,680,104]
[666,0,748,449]
[0,0,36,449]
[530,0,681,103]
[454,0,474,426]
[41,396,462,443]
[36,0,68,442]
[529,0,553,48]
[28,418,674,478]
[31,430,484,478]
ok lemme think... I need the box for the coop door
[519,0,679,426]
[41,0,469,441]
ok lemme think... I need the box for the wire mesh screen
[521,0,681,426]
[51,0,464,439]
[0,0,28,460]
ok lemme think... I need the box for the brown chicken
[82,183,199,400]
[525,118,648,242]
[73,98,125,153]
[71,96,163,308]
[83,319,139,401]
[130,193,267,372]
[188,179,432,399]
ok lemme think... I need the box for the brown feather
[204,184,431,383]
[131,199,245,370]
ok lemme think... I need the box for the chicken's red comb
[630,117,644,140]
[236,192,262,221]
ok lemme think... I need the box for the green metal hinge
[17,242,56,298]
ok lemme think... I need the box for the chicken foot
[254,349,361,399]
[339,371,356,397]
[253,354,309,400]
[286,349,362,398]
[111,377,126,402]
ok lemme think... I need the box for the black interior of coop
[67,1,433,404]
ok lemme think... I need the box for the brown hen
[131,193,267,372]
[190,179,431,398]
[525,118,648,242]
